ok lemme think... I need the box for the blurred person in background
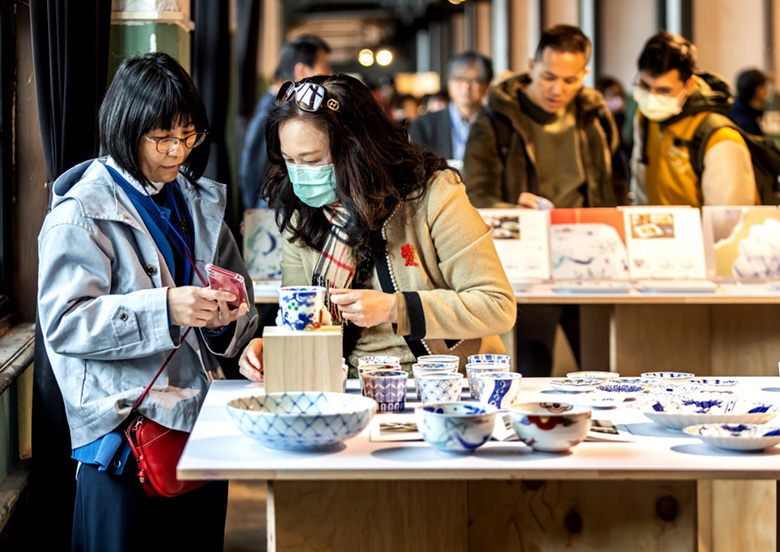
[409,51,493,161]
[596,75,632,183]
[419,90,449,115]
[239,34,331,211]
[729,68,768,136]
[391,93,421,127]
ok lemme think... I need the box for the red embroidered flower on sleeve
[401,243,418,266]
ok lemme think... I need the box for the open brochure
[478,209,551,281]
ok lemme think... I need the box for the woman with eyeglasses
[37,52,258,551]
[238,73,516,379]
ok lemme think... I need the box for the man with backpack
[462,25,624,377]
[630,31,759,207]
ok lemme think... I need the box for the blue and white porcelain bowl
[358,355,401,367]
[509,402,592,452]
[465,363,507,399]
[362,370,408,413]
[689,378,739,392]
[683,423,780,451]
[476,372,523,409]
[411,363,458,396]
[549,378,602,392]
[467,354,511,365]
[595,382,645,400]
[416,402,497,452]
[418,372,464,404]
[640,371,695,382]
[277,286,326,331]
[631,393,780,430]
[226,392,376,450]
[566,371,620,381]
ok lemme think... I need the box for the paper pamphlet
[479,209,551,281]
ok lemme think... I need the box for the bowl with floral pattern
[640,372,695,382]
[631,393,780,430]
[549,378,602,393]
[683,423,780,451]
[595,382,645,400]
[416,402,497,452]
[509,402,592,452]
[227,392,376,450]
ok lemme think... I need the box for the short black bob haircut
[638,31,697,83]
[534,24,592,64]
[98,51,210,187]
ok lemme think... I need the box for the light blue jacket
[38,158,258,448]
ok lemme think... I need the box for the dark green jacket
[462,73,625,208]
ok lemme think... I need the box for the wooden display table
[179,377,780,551]
[255,280,780,377]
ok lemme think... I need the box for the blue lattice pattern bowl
[631,393,780,430]
[467,354,511,365]
[683,423,780,451]
[416,402,497,452]
[227,392,376,450]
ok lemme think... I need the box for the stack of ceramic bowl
[226,392,376,450]
[630,392,780,431]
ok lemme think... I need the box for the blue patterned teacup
[418,372,464,404]
[467,354,511,365]
[277,286,326,331]
[465,363,507,400]
[411,362,458,397]
[477,372,523,409]
[362,370,408,413]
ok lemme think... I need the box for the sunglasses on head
[275,80,340,113]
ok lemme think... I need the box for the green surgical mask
[286,162,339,207]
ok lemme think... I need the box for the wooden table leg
[268,480,468,552]
[697,480,777,552]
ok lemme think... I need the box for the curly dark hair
[262,73,450,269]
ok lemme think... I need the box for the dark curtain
[29,1,111,550]
[191,0,237,235]
[236,0,261,120]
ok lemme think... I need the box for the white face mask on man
[633,86,687,122]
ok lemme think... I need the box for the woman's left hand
[328,289,397,328]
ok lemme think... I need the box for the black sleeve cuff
[402,291,426,340]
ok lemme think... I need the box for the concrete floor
[224,481,267,552]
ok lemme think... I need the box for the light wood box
[262,325,343,393]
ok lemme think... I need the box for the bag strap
[674,113,734,178]
[132,233,208,411]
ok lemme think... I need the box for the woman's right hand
[238,338,264,381]
[167,286,238,327]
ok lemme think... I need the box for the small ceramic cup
[416,354,460,368]
[467,354,511,365]
[465,363,507,400]
[358,355,401,367]
[277,286,326,331]
[477,372,523,409]
[362,370,409,413]
[417,372,464,404]
[411,362,458,397]
[358,363,401,392]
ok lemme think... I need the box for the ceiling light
[376,49,393,66]
[358,49,374,67]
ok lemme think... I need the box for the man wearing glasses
[408,51,493,165]
[462,25,623,378]
[630,31,757,206]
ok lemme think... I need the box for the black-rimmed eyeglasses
[275,81,340,113]
[144,131,208,154]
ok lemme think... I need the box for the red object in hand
[205,263,248,308]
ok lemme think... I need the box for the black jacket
[408,108,453,159]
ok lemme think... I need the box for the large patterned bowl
[227,392,376,450]
[416,402,497,452]
[683,423,780,451]
[631,393,780,430]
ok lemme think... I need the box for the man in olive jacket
[462,24,624,376]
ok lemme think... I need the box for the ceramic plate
[567,371,620,381]
[595,382,645,400]
[549,378,602,392]
[635,279,717,293]
[511,279,543,292]
[689,378,739,392]
[683,423,780,451]
[630,393,780,430]
[571,394,626,409]
[641,372,695,382]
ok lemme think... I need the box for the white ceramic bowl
[595,382,645,400]
[640,372,695,382]
[566,371,620,381]
[226,392,376,450]
[416,402,497,452]
[683,423,780,451]
[631,393,780,430]
[509,402,592,452]
[689,378,739,392]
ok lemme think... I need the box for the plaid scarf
[312,204,355,322]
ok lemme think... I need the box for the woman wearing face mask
[238,73,516,378]
[37,52,258,551]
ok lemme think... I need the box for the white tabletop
[177,377,780,481]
